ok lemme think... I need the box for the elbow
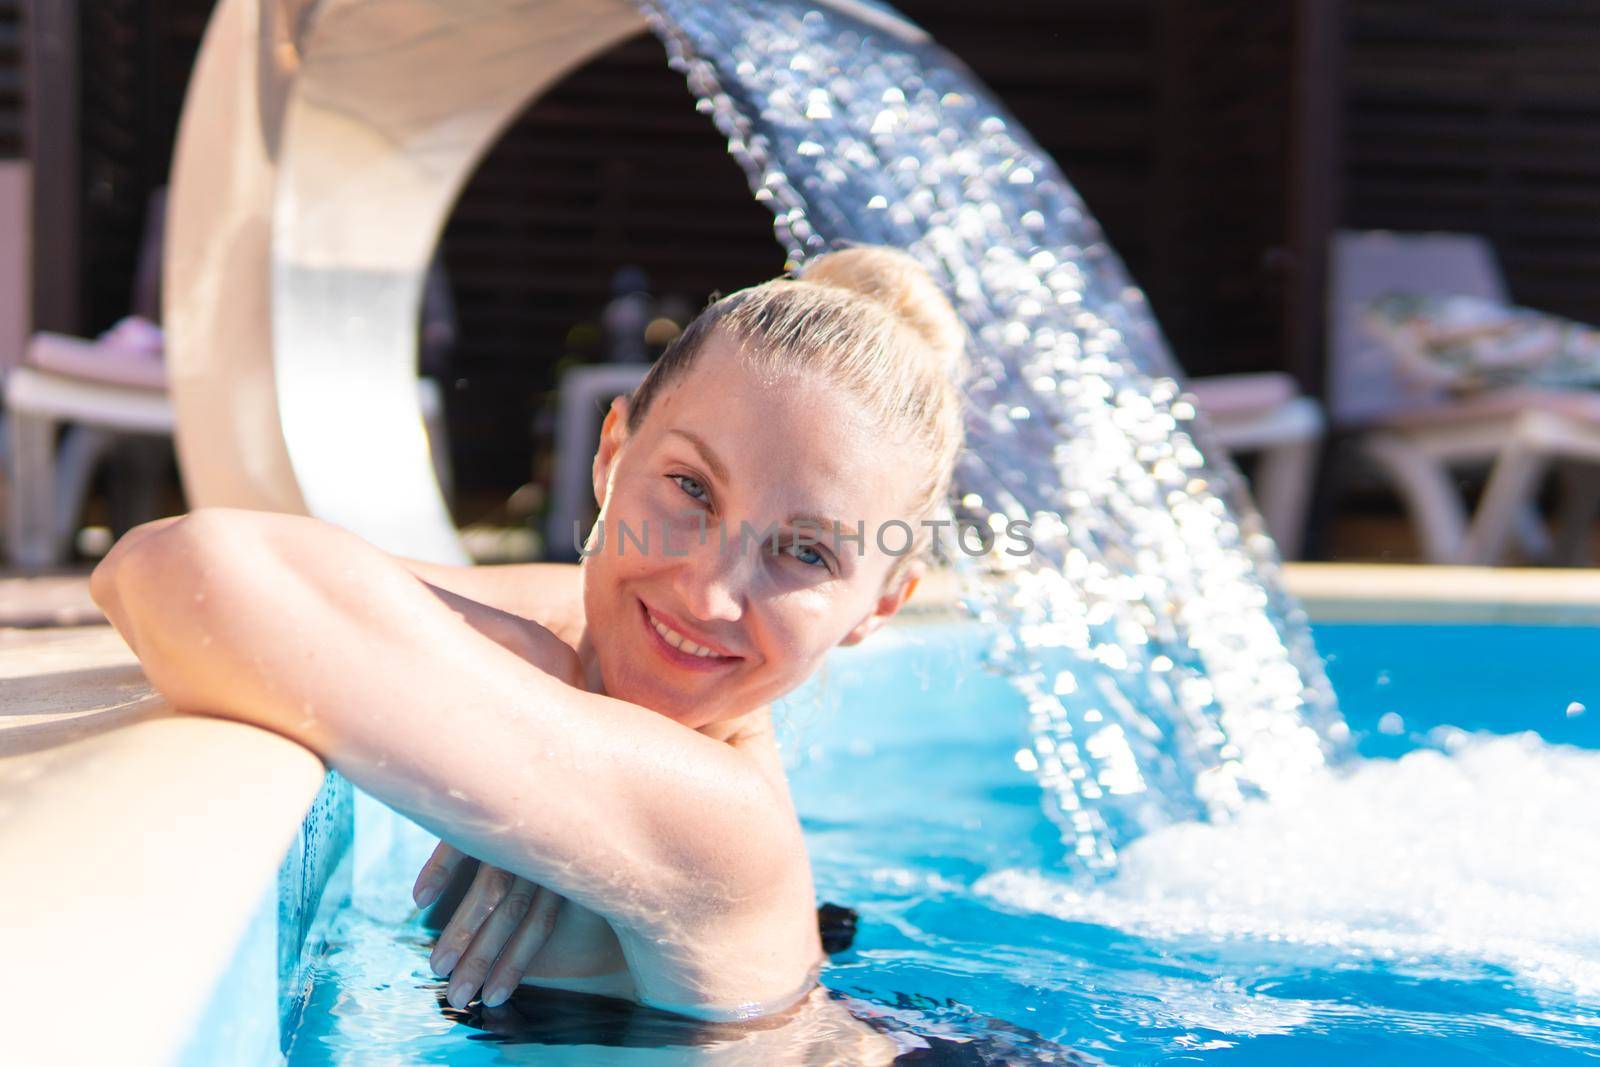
[91,509,253,652]
[91,515,180,639]
[90,514,181,601]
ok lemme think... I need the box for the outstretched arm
[90,509,803,938]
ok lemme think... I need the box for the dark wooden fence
[11,1,1600,493]
[1344,0,1600,328]
[0,0,21,157]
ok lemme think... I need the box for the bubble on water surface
[977,734,1600,1002]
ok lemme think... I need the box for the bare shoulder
[518,615,586,689]
[404,559,586,646]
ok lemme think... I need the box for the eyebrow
[666,429,848,540]
[666,428,729,484]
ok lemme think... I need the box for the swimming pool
[235,617,1597,1064]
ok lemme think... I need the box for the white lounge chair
[0,160,30,506]
[1187,372,1324,559]
[1329,230,1600,566]
[3,188,454,568]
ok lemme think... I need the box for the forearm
[96,513,614,894]
[98,512,575,700]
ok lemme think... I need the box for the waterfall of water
[638,0,1347,871]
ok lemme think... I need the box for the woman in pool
[90,246,967,1028]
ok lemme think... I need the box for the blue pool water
[280,620,1600,1064]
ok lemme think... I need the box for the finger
[430,863,514,978]
[412,841,467,908]
[481,887,561,1008]
[447,877,541,1009]
[431,863,512,977]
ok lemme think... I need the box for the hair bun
[799,246,968,384]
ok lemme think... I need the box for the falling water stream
[639,0,1346,870]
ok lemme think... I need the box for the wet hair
[626,246,968,575]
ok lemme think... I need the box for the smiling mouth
[639,601,740,667]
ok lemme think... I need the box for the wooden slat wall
[1344,0,1600,326]
[0,0,22,157]
[1152,2,1296,379]
[913,0,1296,381]
[77,0,208,334]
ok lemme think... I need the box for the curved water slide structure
[168,0,650,563]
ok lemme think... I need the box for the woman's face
[581,331,923,731]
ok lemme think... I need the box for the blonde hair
[626,246,968,571]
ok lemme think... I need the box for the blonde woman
[92,247,968,1035]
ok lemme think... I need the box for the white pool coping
[1283,562,1600,624]
[1,562,1595,1064]
[0,627,328,1067]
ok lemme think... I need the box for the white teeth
[649,613,721,658]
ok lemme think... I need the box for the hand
[412,841,562,1009]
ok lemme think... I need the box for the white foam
[977,732,1600,1000]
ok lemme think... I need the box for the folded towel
[1366,293,1600,394]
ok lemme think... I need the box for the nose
[673,529,747,625]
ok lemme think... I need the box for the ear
[838,562,923,647]
[591,396,631,511]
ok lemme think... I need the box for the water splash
[638,0,1345,870]
[977,731,1600,1002]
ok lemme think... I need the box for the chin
[602,658,722,727]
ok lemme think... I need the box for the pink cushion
[1188,372,1300,417]
[25,318,167,391]
[98,315,165,356]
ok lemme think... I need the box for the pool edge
[900,562,1600,625]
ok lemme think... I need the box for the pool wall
[4,563,1596,1065]
[173,774,355,1066]
[0,675,329,1066]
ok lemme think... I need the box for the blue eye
[786,541,830,569]
[670,473,710,504]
